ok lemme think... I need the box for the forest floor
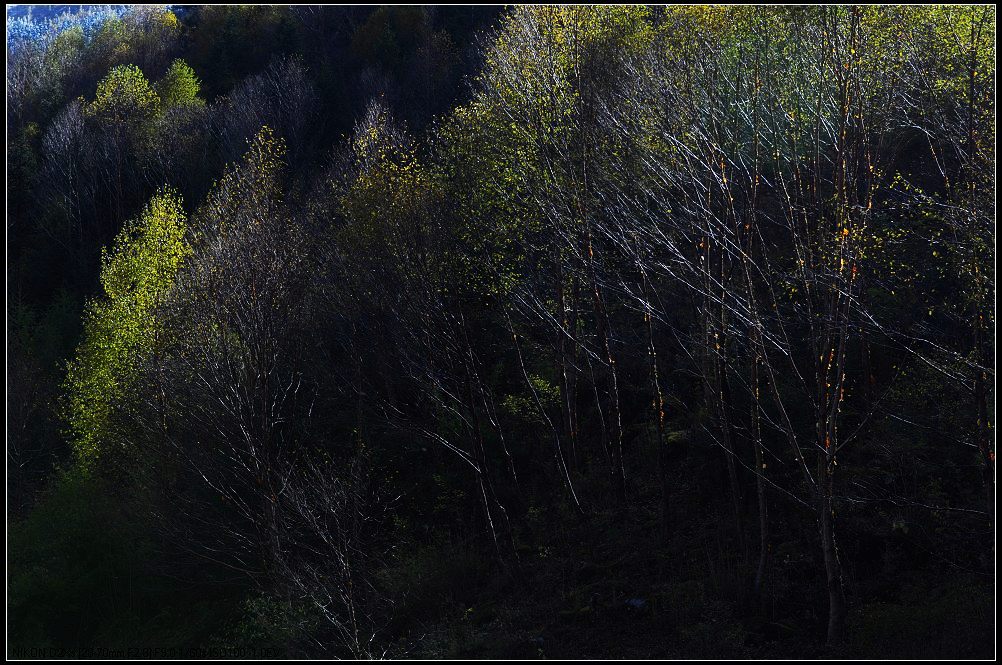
[7,463,993,659]
[380,474,994,659]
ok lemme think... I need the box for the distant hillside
[7,5,104,21]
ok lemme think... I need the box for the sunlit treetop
[64,188,191,466]
[198,125,288,235]
[85,63,160,123]
[155,58,204,111]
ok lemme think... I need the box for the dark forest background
[6,5,996,659]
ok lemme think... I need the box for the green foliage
[200,125,287,230]
[38,26,85,112]
[350,6,430,75]
[217,594,317,658]
[341,110,442,287]
[155,59,203,111]
[88,16,131,67]
[64,189,190,465]
[85,63,160,124]
[377,539,491,626]
[849,581,993,659]
[8,468,242,656]
[85,7,182,74]
[7,5,997,659]
[7,122,41,210]
[502,374,560,422]
[8,468,138,652]
[187,5,299,97]
[436,6,659,299]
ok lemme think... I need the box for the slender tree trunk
[751,353,768,600]
[557,255,580,472]
[466,369,503,560]
[717,349,745,553]
[709,240,744,550]
[818,456,847,644]
[747,45,769,601]
[965,14,994,540]
[642,269,670,535]
[974,312,995,534]
[588,231,625,504]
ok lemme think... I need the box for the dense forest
[6,5,996,659]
